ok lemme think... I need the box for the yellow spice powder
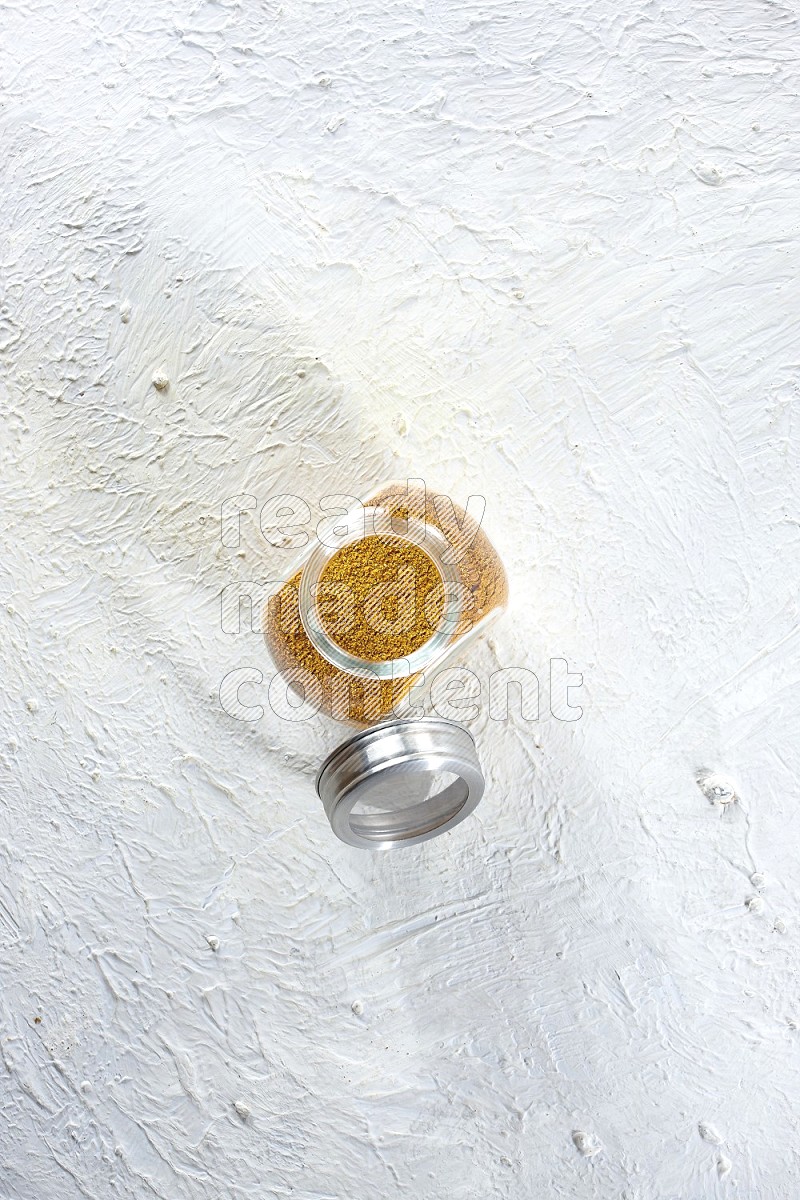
[317,534,444,661]
[265,568,415,725]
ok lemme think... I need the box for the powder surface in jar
[317,534,445,662]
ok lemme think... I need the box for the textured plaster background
[1,0,800,1196]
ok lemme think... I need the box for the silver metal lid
[315,716,485,850]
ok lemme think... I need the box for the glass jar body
[264,481,508,726]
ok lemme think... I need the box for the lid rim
[315,716,484,850]
[315,715,476,790]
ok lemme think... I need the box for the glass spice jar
[263,479,508,849]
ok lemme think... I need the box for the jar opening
[298,506,463,680]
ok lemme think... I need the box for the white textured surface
[1,1,799,1196]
